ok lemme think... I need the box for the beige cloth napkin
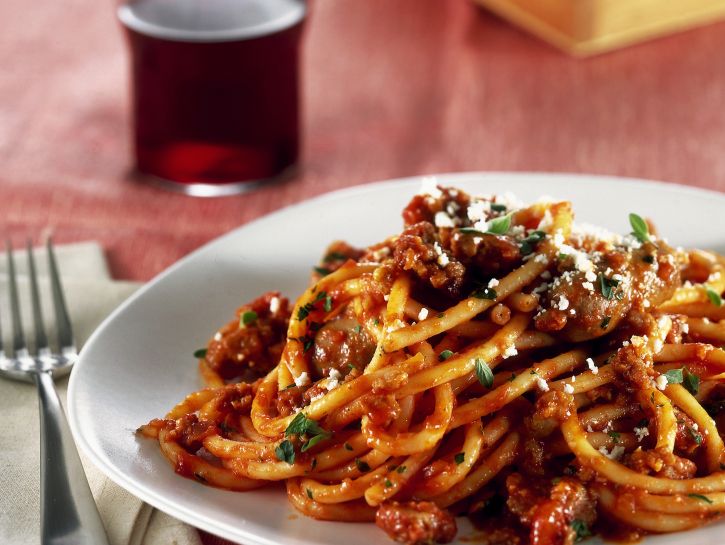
[0,242,202,545]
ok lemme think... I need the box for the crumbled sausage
[311,316,375,377]
[376,501,457,545]
[392,222,466,297]
[205,292,290,381]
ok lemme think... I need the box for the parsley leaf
[396,465,406,474]
[706,287,723,307]
[275,440,295,464]
[193,348,207,359]
[323,251,348,263]
[598,274,620,300]
[608,431,621,444]
[600,316,611,329]
[323,295,333,312]
[487,213,512,235]
[454,452,465,465]
[285,413,332,452]
[475,358,494,388]
[472,286,497,300]
[384,479,393,488]
[688,493,713,504]
[344,442,353,451]
[313,266,331,276]
[571,519,591,541]
[241,310,258,326]
[306,488,314,499]
[519,230,546,256]
[490,203,507,212]
[664,368,684,385]
[438,349,454,362]
[629,213,651,243]
[684,369,700,396]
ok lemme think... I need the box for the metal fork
[0,239,109,545]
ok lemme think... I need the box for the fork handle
[35,370,110,545]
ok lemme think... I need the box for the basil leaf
[475,358,494,388]
[285,412,327,438]
[301,432,331,452]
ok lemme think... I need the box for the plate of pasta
[68,173,725,545]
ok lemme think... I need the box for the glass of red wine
[118,0,306,196]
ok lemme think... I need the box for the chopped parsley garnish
[323,295,333,312]
[472,286,497,300]
[438,349,454,362]
[454,452,465,465]
[324,251,348,263]
[297,291,328,321]
[684,369,700,396]
[643,254,655,264]
[396,465,407,474]
[194,472,207,483]
[193,348,207,359]
[598,274,620,300]
[571,519,591,541]
[637,418,650,428]
[353,324,362,334]
[600,316,611,329]
[306,488,314,499]
[241,310,258,327]
[706,287,723,307]
[475,358,494,388]
[629,213,651,243]
[508,373,517,382]
[519,230,546,256]
[688,493,713,504]
[460,213,512,237]
[285,413,331,452]
[355,458,370,472]
[687,426,703,445]
[344,442,353,451]
[275,440,295,464]
[313,266,331,277]
[490,203,507,212]
[608,431,621,444]
[373,318,380,326]
[384,479,393,488]
[663,368,684,385]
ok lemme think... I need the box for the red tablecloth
[3,0,725,543]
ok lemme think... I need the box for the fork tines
[2,239,76,368]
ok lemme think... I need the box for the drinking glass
[118,0,306,196]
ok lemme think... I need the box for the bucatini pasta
[139,184,725,545]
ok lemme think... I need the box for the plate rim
[67,171,725,545]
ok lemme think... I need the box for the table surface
[3,0,725,543]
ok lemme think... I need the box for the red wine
[119,0,305,190]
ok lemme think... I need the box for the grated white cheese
[563,383,575,394]
[419,177,442,198]
[540,271,552,280]
[214,332,222,341]
[598,445,626,460]
[417,307,429,321]
[433,242,450,267]
[556,295,570,311]
[488,278,500,288]
[502,345,518,359]
[682,323,690,334]
[294,372,310,387]
[634,426,650,442]
[269,296,281,314]
[582,281,594,292]
[655,375,668,391]
[434,211,456,228]
[535,376,550,392]
[326,368,342,391]
[467,200,491,223]
[584,270,597,283]
[586,358,599,375]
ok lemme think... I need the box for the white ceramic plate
[68,173,725,545]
